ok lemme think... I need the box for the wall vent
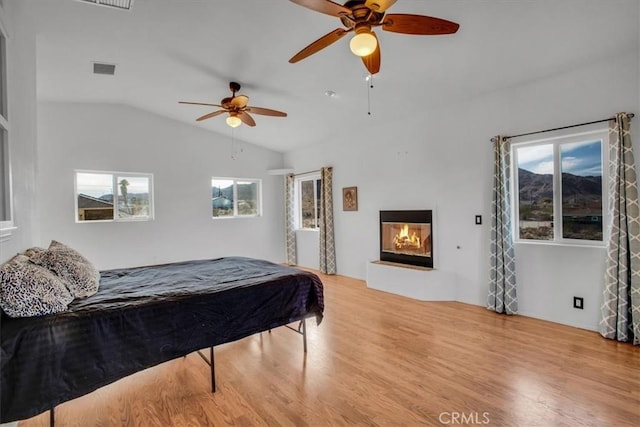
[76,0,134,11]
[93,62,117,76]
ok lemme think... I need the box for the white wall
[295,230,320,270]
[0,0,38,264]
[36,102,285,270]
[285,50,639,331]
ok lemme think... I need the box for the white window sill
[515,240,606,249]
[0,226,17,243]
[212,215,262,220]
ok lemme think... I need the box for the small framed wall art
[342,186,358,211]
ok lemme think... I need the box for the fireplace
[380,210,433,268]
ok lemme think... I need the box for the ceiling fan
[288,0,460,74]
[179,82,287,128]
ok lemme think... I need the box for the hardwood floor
[19,272,640,426]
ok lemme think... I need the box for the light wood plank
[18,271,640,426]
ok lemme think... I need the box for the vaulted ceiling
[29,0,639,152]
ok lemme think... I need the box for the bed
[0,256,324,424]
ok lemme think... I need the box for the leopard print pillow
[24,246,46,263]
[36,240,100,298]
[0,254,74,318]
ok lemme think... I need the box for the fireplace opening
[380,210,433,268]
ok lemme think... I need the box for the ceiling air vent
[76,0,134,11]
[93,62,116,76]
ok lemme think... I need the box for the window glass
[212,179,234,217]
[116,176,151,219]
[300,179,316,228]
[0,22,12,233]
[0,30,6,121]
[516,144,554,240]
[560,140,603,241]
[237,180,258,216]
[316,178,322,224]
[0,128,9,221]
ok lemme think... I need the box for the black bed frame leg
[210,346,216,393]
[50,407,54,427]
[302,318,307,353]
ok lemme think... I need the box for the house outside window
[512,129,608,245]
[211,177,261,218]
[75,171,154,222]
[296,174,321,229]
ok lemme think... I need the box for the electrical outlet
[573,297,584,310]
[475,215,482,225]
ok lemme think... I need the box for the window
[296,174,321,229]
[513,130,608,244]
[75,171,154,222]
[211,177,261,218]
[0,15,14,238]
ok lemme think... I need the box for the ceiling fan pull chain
[367,73,374,115]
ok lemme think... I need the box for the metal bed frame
[196,318,308,392]
[47,318,308,426]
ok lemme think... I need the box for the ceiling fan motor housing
[341,1,384,28]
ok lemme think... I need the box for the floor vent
[76,0,133,11]
[93,62,117,76]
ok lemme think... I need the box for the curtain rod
[293,169,321,177]
[491,113,635,143]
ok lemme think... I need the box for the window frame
[0,10,15,241]
[74,170,155,223]
[295,173,321,230]
[211,176,262,219]
[512,128,609,247]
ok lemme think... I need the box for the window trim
[295,172,321,230]
[512,128,609,247]
[211,176,262,219]
[74,170,155,223]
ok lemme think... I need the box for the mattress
[0,256,324,422]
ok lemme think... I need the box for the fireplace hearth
[380,210,433,268]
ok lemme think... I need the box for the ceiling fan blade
[195,110,226,122]
[230,95,249,108]
[364,0,397,12]
[382,14,460,35]
[361,34,381,75]
[289,28,349,63]
[238,111,256,127]
[288,0,351,17]
[179,101,224,108]
[246,106,287,117]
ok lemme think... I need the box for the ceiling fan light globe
[226,115,242,128]
[350,32,377,57]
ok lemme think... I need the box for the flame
[394,224,421,250]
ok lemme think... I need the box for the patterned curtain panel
[285,174,297,266]
[601,113,640,345]
[488,136,518,314]
[319,167,336,274]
